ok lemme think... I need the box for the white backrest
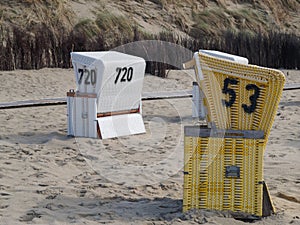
[71,51,146,113]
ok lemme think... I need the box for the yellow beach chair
[183,50,285,217]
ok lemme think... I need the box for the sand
[0,68,299,225]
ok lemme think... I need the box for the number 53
[222,78,260,114]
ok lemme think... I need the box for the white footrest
[97,113,145,139]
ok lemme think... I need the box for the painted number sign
[114,67,134,84]
[222,78,260,114]
[78,68,97,86]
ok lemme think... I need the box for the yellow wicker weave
[183,127,266,216]
[194,52,285,139]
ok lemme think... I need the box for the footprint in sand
[0,191,11,215]
[19,210,41,222]
[276,192,300,204]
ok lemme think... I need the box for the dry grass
[190,8,231,37]
[74,19,100,38]
[95,11,135,46]
[1,0,73,31]
[0,0,299,71]
[1,0,299,38]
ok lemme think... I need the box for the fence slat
[0,83,299,109]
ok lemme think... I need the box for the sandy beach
[0,68,299,225]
